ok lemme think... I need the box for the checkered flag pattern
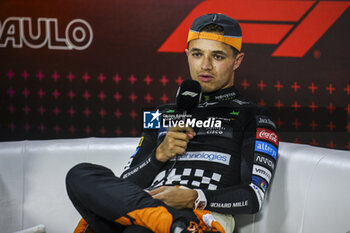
[150,167,222,190]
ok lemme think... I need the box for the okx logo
[143,110,162,129]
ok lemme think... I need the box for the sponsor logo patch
[210,200,248,208]
[232,99,250,105]
[256,116,276,129]
[138,136,144,147]
[253,165,272,183]
[157,126,169,138]
[255,141,278,160]
[249,183,265,208]
[229,110,240,116]
[214,92,236,101]
[256,128,278,145]
[254,154,275,171]
[196,124,233,138]
[131,147,140,158]
[252,175,268,192]
[171,151,231,165]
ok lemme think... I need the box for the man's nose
[201,56,213,70]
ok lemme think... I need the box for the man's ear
[233,52,245,71]
[185,48,189,57]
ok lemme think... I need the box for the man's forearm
[149,186,198,209]
[121,152,165,188]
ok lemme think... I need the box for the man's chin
[201,85,219,93]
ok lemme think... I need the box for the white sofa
[0,138,350,233]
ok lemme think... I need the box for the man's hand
[149,186,197,209]
[155,126,195,162]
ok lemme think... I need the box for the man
[66,13,279,233]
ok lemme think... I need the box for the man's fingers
[149,186,172,205]
[173,145,186,155]
[156,127,195,162]
[168,126,196,137]
[167,132,190,143]
[167,141,187,155]
[148,186,167,196]
[174,139,188,149]
[151,193,164,201]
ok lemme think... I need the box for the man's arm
[148,186,198,209]
[202,108,279,215]
[121,126,196,189]
[121,130,165,188]
[149,109,278,214]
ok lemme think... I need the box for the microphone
[175,80,202,113]
[149,80,202,189]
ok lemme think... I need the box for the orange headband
[187,30,242,52]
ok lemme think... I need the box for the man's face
[186,38,244,93]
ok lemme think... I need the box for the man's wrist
[155,147,167,162]
[185,189,198,209]
[176,186,198,209]
[193,189,207,210]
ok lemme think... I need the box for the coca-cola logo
[257,128,278,144]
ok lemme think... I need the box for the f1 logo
[143,110,162,129]
[158,0,350,57]
[182,91,198,97]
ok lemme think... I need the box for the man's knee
[66,163,119,189]
[66,162,94,187]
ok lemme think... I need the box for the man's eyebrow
[190,48,228,56]
[190,48,227,56]
[212,50,228,56]
[189,48,202,52]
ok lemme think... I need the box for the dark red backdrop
[0,0,349,150]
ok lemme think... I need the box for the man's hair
[200,24,240,57]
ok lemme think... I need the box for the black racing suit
[66,86,278,232]
[122,86,279,215]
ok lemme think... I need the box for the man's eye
[214,55,225,60]
[192,53,201,57]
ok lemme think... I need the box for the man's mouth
[199,74,214,82]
